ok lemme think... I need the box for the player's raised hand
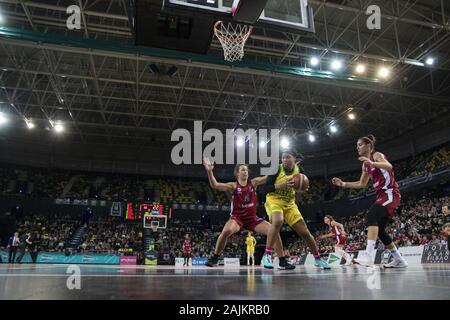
[202,158,214,172]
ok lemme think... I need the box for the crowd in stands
[152,220,246,261]
[2,190,448,263]
[1,144,448,206]
[3,213,143,256]
[10,213,79,253]
[79,217,143,254]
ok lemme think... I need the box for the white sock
[344,252,353,261]
[390,247,402,260]
[335,247,344,257]
[366,240,376,256]
[336,247,352,261]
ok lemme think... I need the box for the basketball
[293,173,309,192]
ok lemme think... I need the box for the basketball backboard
[143,214,167,231]
[163,0,315,33]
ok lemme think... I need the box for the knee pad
[367,204,387,227]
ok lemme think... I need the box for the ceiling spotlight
[348,113,356,120]
[378,67,391,78]
[148,63,160,74]
[425,57,435,66]
[54,123,64,133]
[0,112,7,125]
[355,64,366,74]
[331,60,343,71]
[26,120,35,129]
[330,125,338,133]
[308,133,316,143]
[167,66,179,78]
[280,137,290,149]
[310,57,320,66]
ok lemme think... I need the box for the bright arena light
[26,120,35,129]
[331,60,343,71]
[236,137,245,147]
[280,137,290,149]
[308,134,316,143]
[348,113,356,120]
[0,112,7,125]
[259,140,266,148]
[330,125,338,133]
[310,57,320,66]
[54,123,64,133]
[355,64,366,74]
[378,67,391,78]
[426,57,435,66]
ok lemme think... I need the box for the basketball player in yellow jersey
[262,149,331,269]
[245,232,257,266]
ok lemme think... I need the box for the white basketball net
[214,21,253,62]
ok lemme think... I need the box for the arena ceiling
[0,0,449,157]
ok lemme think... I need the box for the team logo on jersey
[244,195,250,203]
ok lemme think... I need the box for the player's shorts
[246,247,255,254]
[335,235,347,246]
[230,214,263,232]
[264,199,304,227]
[374,188,401,217]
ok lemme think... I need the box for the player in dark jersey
[318,215,353,265]
[202,158,294,270]
[332,135,408,268]
[182,234,191,267]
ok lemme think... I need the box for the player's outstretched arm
[251,176,267,187]
[318,233,334,240]
[203,158,235,192]
[331,165,369,189]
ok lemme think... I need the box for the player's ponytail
[325,215,335,222]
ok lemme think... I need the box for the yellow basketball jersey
[246,236,256,248]
[266,164,300,204]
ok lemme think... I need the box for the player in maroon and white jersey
[182,234,191,267]
[202,158,294,270]
[318,215,353,265]
[332,135,408,268]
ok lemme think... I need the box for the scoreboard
[126,202,170,221]
[140,203,169,216]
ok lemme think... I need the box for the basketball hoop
[214,21,253,62]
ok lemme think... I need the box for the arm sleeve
[262,174,277,193]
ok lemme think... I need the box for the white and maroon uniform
[364,153,401,217]
[330,224,347,246]
[230,181,263,231]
